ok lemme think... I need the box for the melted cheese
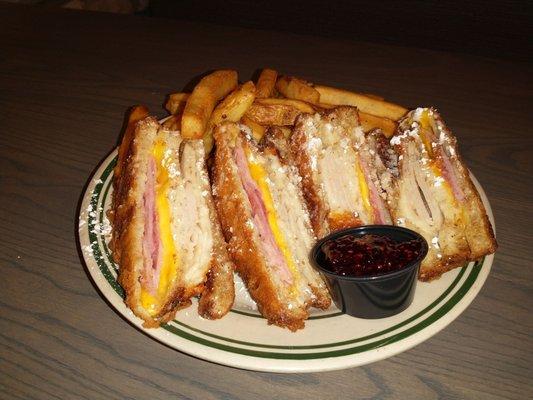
[355,159,372,219]
[244,145,300,292]
[418,110,434,157]
[429,163,455,202]
[141,140,178,314]
[419,111,456,202]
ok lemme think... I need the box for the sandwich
[109,113,235,327]
[388,107,497,280]
[290,106,393,238]
[211,122,331,331]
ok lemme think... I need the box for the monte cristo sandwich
[387,108,497,280]
[109,110,235,327]
[290,106,394,238]
[211,122,331,331]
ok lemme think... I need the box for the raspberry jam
[321,234,424,277]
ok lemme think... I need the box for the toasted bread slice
[212,122,330,331]
[389,108,497,280]
[110,117,234,327]
[290,106,393,238]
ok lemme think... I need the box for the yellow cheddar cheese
[418,110,434,157]
[355,159,372,219]
[244,145,300,292]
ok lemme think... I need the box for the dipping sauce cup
[311,225,428,318]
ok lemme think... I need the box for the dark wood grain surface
[1,4,532,399]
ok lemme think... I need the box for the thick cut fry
[362,93,385,101]
[276,76,320,104]
[182,70,238,139]
[256,68,278,98]
[359,111,397,137]
[256,98,315,113]
[165,93,190,115]
[202,81,257,154]
[241,115,266,142]
[244,98,315,126]
[210,81,256,123]
[315,85,408,120]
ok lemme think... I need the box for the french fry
[244,98,315,126]
[258,98,315,113]
[210,81,256,123]
[276,76,320,104]
[256,68,278,98]
[162,114,182,131]
[362,93,385,101]
[182,70,238,139]
[315,85,408,120]
[165,93,190,115]
[203,81,256,154]
[359,111,397,138]
[241,115,266,142]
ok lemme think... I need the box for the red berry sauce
[321,234,424,277]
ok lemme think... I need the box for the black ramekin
[310,225,429,319]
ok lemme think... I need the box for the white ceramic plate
[78,149,495,373]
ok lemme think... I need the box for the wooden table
[1,4,532,399]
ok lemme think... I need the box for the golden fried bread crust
[328,211,363,232]
[111,117,184,327]
[198,178,236,319]
[212,122,309,331]
[433,112,497,260]
[111,117,234,326]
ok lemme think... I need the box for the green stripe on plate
[98,178,118,273]
[87,157,123,297]
[161,263,481,359]
[170,263,470,350]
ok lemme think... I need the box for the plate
[78,149,495,373]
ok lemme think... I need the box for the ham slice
[141,157,163,294]
[233,145,293,285]
[358,156,392,225]
[438,150,465,202]
[422,116,465,203]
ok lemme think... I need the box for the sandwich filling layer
[139,135,214,315]
[319,135,365,227]
[168,140,213,286]
[141,139,178,314]
[232,135,328,306]
[293,109,393,233]
[391,108,475,274]
[262,153,321,298]
[417,110,464,202]
[353,129,393,225]
[233,142,295,287]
